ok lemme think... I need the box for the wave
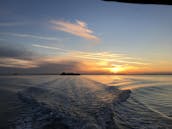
[5,76,172,129]
[10,77,131,129]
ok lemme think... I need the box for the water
[85,75,172,117]
[0,75,172,129]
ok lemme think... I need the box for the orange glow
[6,43,171,74]
[109,66,124,73]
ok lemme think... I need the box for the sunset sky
[0,0,172,74]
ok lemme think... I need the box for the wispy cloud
[32,44,68,52]
[0,57,37,68]
[50,20,100,41]
[0,43,149,74]
[32,44,148,66]
[0,32,61,41]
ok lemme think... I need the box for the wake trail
[12,76,131,129]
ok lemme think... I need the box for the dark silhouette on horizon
[103,0,172,5]
[60,72,80,75]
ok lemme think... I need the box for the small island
[60,72,80,75]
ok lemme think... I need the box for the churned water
[0,75,172,129]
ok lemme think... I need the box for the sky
[0,0,172,74]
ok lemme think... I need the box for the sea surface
[0,75,172,129]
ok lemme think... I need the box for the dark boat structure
[103,0,172,5]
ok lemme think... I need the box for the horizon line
[1,73,172,76]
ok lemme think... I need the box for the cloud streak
[0,42,149,74]
[32,44,68,52]
[0,57,37,68]
[51,20,100,41]
[0,43,149,74]
[32,44,149,66]
[0,32,61,41]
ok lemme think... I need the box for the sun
[109,66,123,73]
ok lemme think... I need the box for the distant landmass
[60,72,80,75]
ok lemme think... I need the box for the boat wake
[1,76,171,129]
[10,77,131,129]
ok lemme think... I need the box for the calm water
[0,75,172,129]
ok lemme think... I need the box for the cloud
[0,32,61,41]
[0,44,34,59]
[51,20,100,41]
[32,44,148,65]
[34,60,81,74]
[32,44,68,52]
[0,43,149,74]
[0,59,88,74]
[0,57,38,68]
[31,44,150,74]
[0,43,38,69]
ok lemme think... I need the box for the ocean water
[85,75,172,128]
[0,75,172,129]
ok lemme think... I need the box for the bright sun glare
[110,67,123,73]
